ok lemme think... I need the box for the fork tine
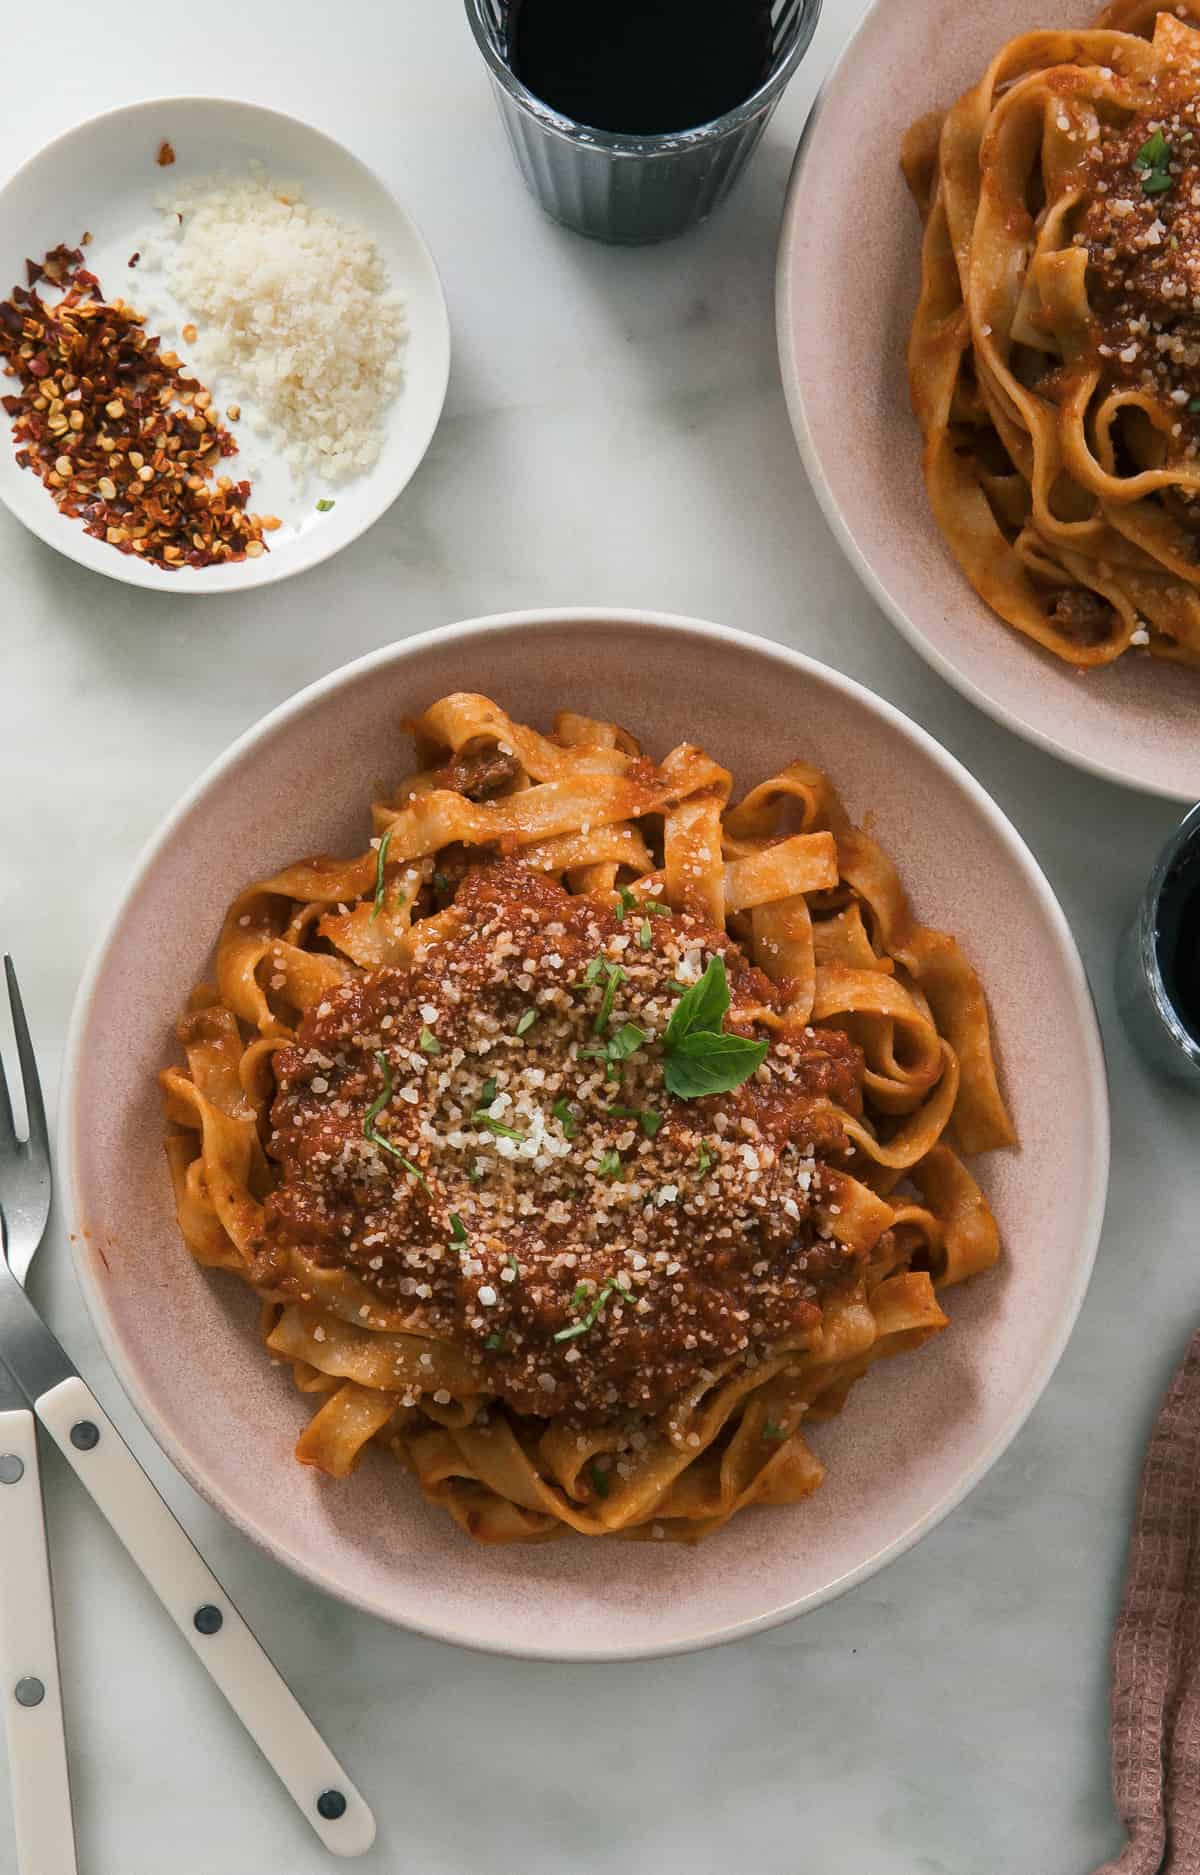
[4,957,47,1155]
[0,991,15,1147]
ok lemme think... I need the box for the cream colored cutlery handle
[0,1406,77,1875]
[36,1376,375,1859]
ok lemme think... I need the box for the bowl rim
[0,93,451,595]
[774,0,1194,807]
[59,606,1111,1660]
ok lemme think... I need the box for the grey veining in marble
[1,0,1195,1869]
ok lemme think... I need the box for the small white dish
[0,96,450,592]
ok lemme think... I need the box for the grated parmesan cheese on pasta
[141,170,406,482]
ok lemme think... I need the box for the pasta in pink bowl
[61,609,1108,1658]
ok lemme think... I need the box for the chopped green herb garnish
[485,1333,505,1351]
[553,1097,579,1139]
[432,870,454,907]
[506,1254,520,1281]
[1134,128,1173,195]
[614,885,638,921]
[606,1103,661,1137]
[1189,397,1200,414]
[419,1025,441,1055]
[449,1213,468,1244]
[553,1277,634,1342]
[479,1076,498,1108]
[608,1021,647,1061]
[638,918,653,950]
[315,497,335,512]
[370,829,393,922]
[474,1112,526,1141]
[761,1421,789,1442]
[362,1051,429,1191]
[578,1021,648,1081]
[594,961,626,1035]
[515,1008,537,1037]
[581,956,605,988]
[468,1160,485,1184]
[697,1142,712,1175]
[597,1147,624,1180]
[668,980,690,995]
[590,1463,612,1499]
[1136,128,1169,169]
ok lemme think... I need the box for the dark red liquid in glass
[1157,845,1200,1045]
[510,0,774,136]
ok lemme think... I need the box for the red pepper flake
[157,140,176,167]
[127,251,140,269]
[0,243,267,572]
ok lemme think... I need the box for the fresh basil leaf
[663,1029,768,1099]
[665,955,730,1046]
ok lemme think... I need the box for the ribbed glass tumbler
[463,0,823,245]
[1116,801,1200,1090]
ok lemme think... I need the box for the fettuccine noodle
[161,695,1013,1544]
[904,0,1200,668]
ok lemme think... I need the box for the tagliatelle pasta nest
[160,694,1014,1545]
[903,0,1200,668]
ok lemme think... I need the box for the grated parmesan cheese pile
[138,170,406,483]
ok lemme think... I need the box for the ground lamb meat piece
[1050,588,1118,643]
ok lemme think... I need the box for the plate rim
[0,92,451,594]
[775,1,1195,806]
[59,606,1112,1660]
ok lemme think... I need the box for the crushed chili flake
[157,140,176,167]
[0,241,268,570]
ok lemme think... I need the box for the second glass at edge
[463,0,824,245]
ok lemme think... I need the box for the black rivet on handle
[317,1790,347,1821]
[0,1454,24,1485]
[14,1678,44,1708]
[70,1420,100,1451]
[193,1604,223,1635]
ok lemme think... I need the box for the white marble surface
[1,1,1196,1870]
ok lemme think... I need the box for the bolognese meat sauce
[262,862,869,1423]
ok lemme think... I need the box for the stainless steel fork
[0,963,75,1874]
[0,960,376,1863]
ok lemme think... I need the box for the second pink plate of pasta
[778,0,1200,802]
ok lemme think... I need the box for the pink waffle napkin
[1095,1331,1200,1874]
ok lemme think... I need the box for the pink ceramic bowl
[61,610,1109,1660]
[777,0,1200,804]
